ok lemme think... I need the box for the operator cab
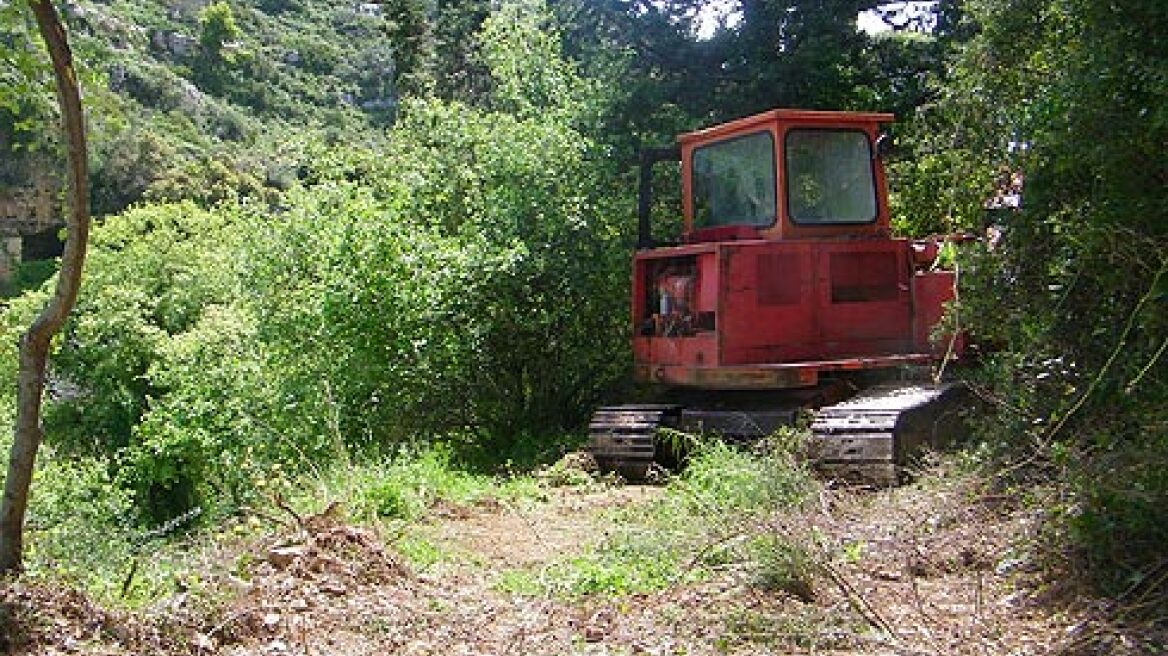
[678,109,894,244]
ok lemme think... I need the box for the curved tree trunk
[0,0,90,574]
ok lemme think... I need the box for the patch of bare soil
[0,579,196,655]
[425,483,661,568]
[212,484,689,655]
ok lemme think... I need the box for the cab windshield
[692,131,776,228]
[785,129,877,224]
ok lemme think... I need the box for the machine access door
[813,241,914,357]
[719,242,820,365]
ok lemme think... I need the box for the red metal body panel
[911,270,959,352]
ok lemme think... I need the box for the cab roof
[677,109,896,146]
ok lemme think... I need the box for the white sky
[694,0,742,39]
[857,9,893,35]
[694,2,934,40]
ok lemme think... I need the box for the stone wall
[0,179,64,283]
[0,181,61,237]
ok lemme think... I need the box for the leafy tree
[430,0,493,103]
[479,0,586,119]
[552,0,951,169]
[198,1,242,63]
[36,0,635,524]
[193,1,242,94]
[383,0,433,98]
[45,202,248,521]
[0,3,56,187]
[718,0,873,115]
[552,0,717,155]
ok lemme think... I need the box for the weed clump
[672,431,817,515]
[748,532,818,602]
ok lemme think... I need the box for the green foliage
[382,0,432,99]
[479,0,584,119]
[672,432,817,515]
[43,202,244,520]
[904,0,1168,595]
[429,0,493,102]
[193,1,242,94]
[506,550,680,598]
[719,0,872,115]
[144,155,269,205]
[235,97,630,456]
[89,127,175,216]
[22,452,138,594]
[26,3,633,528]
[21,0,1161,616]
[0,2,60,195]
[1,0,413,214]
[394,534,447,568]
[0,3,54,158]
[747,533,818,601]
[198,1,242,57]
[298,445,539,525]
[0,258,57,299]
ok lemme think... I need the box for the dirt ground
[1,470,1162,656]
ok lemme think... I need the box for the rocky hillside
[2,0,423,216]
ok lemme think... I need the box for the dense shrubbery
[19,2,632,527]
[897,0,1168,594]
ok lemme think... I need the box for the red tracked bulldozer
[588,109,966,484]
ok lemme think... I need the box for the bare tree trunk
[0,0,90,574]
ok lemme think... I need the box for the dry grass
[3,457,1164,655]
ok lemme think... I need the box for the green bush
[43,202,244,520]
[748,533,818,601]
[24,452,137,588]
[0,258,57,299]
[31,5,633,526]
[0,3,630,565]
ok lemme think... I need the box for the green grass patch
[393,534,449,569]
[20,442,548,607]
[496,432,819,599]
[498,552,683,598]
[670,435,816,515]
[288,443,546,524]
[747,533,819,601]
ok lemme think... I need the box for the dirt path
[216,485,696,656]
[424,485,661,570]
[5,473,1159,655]
[204,479,1062,656]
